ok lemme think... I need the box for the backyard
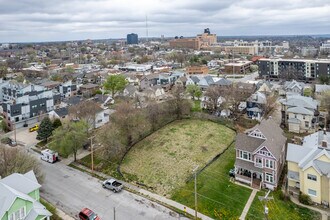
[120,119,236,196]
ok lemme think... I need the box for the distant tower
[127,33,138,44]
[146,15,149,42]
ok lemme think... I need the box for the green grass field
[121,119,236,196]
[171,144,253,219]
[248,190,321,220]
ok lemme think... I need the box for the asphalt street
[40,161,182,220]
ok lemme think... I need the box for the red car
[78,208,100,220]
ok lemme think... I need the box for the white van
[40,149,59,163]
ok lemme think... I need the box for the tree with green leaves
[37,117,53,143]
[51,120,88,161]
[52,118,62,129]
[103,74,128,97]
[186,84,202,100]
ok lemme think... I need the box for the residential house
[280,94,319,133]
[212,78,232,87]
[140,74,159,90]
[143,85,165,101]
[186,76,200,86]
[48,107,69,120]
[257,81,272,95]
[123,85,138,98]
[197,76,214,90]
[79,83,99,97]
[315,84,330,97]
[246,92,267,120]
[287,129,330,205]
[0,171,52,220]
[58,80,77,98]
[234,119,287,190]
[280,80,304,96]
[175,76,188,87]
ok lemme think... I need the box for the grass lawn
[121,119,236,196]
[171,144,254,219]
[248,190,322,220]
[192,100,202,112]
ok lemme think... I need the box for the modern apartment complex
[1,81,61,130]
[258,58,330,80]
[287,130,330,206]
[320,40,330,54]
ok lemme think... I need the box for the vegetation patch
[171,144,253,219]
[121,119,235,196]
[248,190,321,220]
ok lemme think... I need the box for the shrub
[278,190,290,201]
[299,193,313,205]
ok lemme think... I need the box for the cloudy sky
[0,0,329,43]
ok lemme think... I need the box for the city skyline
[0,0,329,43]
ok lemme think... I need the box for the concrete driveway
[40,161,183,220]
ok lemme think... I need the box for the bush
[299,193,313,205]
[1,120,9,132]
[278,190,290,201]
[52,118,62,129]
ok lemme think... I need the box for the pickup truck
[102,179,123,192]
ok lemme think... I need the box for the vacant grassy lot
[171,144,254,219]
[248,190,321,220]
[121,119,235,196]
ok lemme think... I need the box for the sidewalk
[239,189,258,220]
[290,196,329,220]
[72,162,213,220]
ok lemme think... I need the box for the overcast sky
[0,0,329,43]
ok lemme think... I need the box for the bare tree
[111,102,150,146]
[0,145,44,182]
[205,86,223,112]
[264,94,278,118]
[69,100,99,130]
[170,85,191,120]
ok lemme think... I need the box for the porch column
[250,171,253,187]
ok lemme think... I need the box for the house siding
[3,198,33,220]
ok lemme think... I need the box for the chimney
[321,128,328,148]
[322,140,327,148]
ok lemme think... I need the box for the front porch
[235,167,262,189]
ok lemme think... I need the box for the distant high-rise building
[127,33,138,45]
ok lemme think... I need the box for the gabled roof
[315,84,330,93]
[287,130,330,178]
[287,106,314,115]
[280,95,318,110]
[54,107,69,117]
[244,119,286,159]
[284,80,304,91]
[213,78,232,86]
[189,76,200,83]
[0,172,41,195]
[235,133,265,152]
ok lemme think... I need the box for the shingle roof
[287,106,314,115]
[0,172,40,194]
[235,133,265,152]
[315,84,330,93]
[235,158,263,173]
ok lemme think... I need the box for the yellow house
[287,130,330,206]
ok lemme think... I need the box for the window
[265,173,274,183]
[256,158,262,167]
[265,159,274,169]
[305,121,309,128]
[307,174,317,181]
[308,189,317,197]
[240,151,251,161]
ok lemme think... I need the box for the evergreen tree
[37,117,53,142]
[52,118,62,129]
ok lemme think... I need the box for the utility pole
[193,165,199,220]
[113,207,116,220]
[90,136,96,171]
[258,190,273,220]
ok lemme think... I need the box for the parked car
[102,179,123,192]
[229,168,235,178]
[78,208,100,220]
[29,124,39,132]
[40,149,58,163]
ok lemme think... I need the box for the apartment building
[258,58,330,80]
[1,81,61,130]
[224,61,253,74]
[169,38,201,50]
[320,40,330,54]
[186,66,209,75]
[287,130,330,206]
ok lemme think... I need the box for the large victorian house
[234,119,286,190]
